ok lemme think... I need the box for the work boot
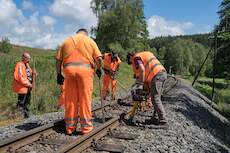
[145,117,159,125]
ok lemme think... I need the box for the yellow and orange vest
[131,51,166,84]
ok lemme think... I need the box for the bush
[0,37,12,53]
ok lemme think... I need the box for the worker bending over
[55,28,102,135]
[126,51,167,124]
[102,51,121,100]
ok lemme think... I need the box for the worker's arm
[56,59,62,74]
[116,64,120,72]
[55,45,64,85]
[137,62,145,84]
[134,58,145,84]
[95,56,103,70]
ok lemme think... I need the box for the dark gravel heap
[83,78,230,153]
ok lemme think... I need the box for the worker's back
[60,33,98,65]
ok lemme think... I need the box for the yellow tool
[127,83,149,120]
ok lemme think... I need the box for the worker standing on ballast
[55,28,103,135]
[102,51,121,100]
[12,52,37,118]
[126,51,167,125]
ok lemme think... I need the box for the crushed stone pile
[83,77,230,153]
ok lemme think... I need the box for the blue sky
[0,0,221,49]
[144,0,220,36]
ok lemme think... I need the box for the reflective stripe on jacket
[12,61,32,94]
[131,51,166,83]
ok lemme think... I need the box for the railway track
[0,76,178,153]
[0,100,132,153]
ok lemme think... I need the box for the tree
[91,0,149,59]
[0,37,12,53]
[164,38,208,75]
[215,0,230,77]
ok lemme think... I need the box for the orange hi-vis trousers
[64,66,94,134]
[102,74,116,100]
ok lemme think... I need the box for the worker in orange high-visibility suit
[56,28,103,135]
[126,51,167,125]
[102,52,121,100]
[12,52,36,118]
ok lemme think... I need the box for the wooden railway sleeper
[92,138,125,153]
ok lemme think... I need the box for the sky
[0,0,221,49]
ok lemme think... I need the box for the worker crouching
[126,51,167,125]
[55,28,102,135]
[102,51,121,100]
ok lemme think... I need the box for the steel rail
[0,120,63,152]
[59,108,133,153]
[0,103,115,152]
[58,117,120,153]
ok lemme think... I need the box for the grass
[0,46,135,121]
[2,44,228,121]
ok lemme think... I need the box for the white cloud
[147,15,193,38]
[42,16,56,27]
[49,0,97,31]
[22,0,34,11]
[0,0,23,24]
[0,0,64,49]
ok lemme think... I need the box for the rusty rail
[58,117,120,153]
[0,103,113,152]
[0,103,132,153]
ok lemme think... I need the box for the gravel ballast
[1,78,230,153]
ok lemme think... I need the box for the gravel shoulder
[1,78,230,153]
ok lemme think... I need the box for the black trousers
[17,91,31,118]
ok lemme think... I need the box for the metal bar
[0,128,54,152]
[98,77,105,123]
[192,46,213,86]
[117,80,129,92]
[57,117,120,153]
[212,34,218,101]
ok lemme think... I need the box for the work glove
[57,73,64,85]
[96,69,102,79]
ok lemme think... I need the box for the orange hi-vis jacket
[12,61,32,94]
[56,33,101,71]
[103,53,121,74]
[132,51,166,84]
